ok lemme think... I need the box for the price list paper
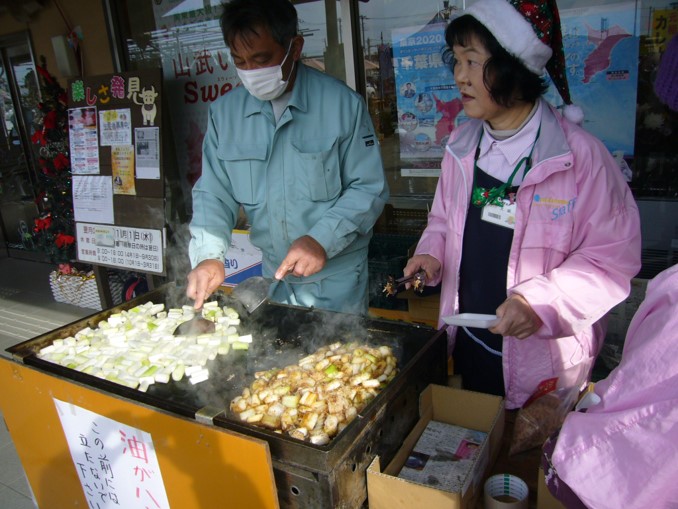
[76,222,164,274]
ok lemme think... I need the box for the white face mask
[236,42,295,101]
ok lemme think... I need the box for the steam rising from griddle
[177,294,405,416]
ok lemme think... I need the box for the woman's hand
[489,294,543,339]
[403,254,441,288]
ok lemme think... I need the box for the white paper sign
[135,127,161,179]
[53,398,170,509]
[76,222,165,274]
[68,106,100,175]
[99,108,132,146]
[72,175,114,224]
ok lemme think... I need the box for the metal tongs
[383,270,427,297]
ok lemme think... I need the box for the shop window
[104,0,357,218]
[359,0,678,276]
[104,0,678,277]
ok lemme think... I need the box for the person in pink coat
[541,30,678,509]
[541,263,678,508]
[403,0,641,408]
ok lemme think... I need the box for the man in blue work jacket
[186,0,389,315]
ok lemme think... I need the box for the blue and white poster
[548,2,640,158]
[392,3,639,170]
[392,22,465,164]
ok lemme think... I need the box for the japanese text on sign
[54,398,170,509]
[76,223,165,274]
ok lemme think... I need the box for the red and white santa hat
[465,0,584,124]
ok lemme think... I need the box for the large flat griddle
[7,284,448,508]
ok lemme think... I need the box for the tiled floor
[0,257,92,509]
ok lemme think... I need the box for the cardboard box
[222,229,263,287]
[397,288,440,325]
[367,385,505,509]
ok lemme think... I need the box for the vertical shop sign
[54,398,170,509]
[651,8,678,53]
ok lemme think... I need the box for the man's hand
[403,254,441,289]
[489,294,543,339]
[186,259,226,310]
[275,235,327,279]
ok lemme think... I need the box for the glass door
[0,32,42,260]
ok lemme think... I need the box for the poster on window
[547,2,640,159]
[392,21,465,169]
[155,8,239,215]
[161,48,238,196]
[647,8,678,55]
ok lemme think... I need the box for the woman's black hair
[220,0,298,49]
[442,15,548,107]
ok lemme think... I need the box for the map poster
[547,2,640,158]
[392,22,465,165]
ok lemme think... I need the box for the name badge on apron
[481,199,516,229]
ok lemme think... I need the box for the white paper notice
[99,108,132,146]
[68,106,100,175]
[76,222,164,274]
[53,398,170,509]
[73,175,114,224]
[135,127,161,179]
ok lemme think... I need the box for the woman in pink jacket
[403,0,641,408]
[541,32,678,509]
[541,263,678,508]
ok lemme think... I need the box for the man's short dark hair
[442,15,548,107]
[220,0,298,49]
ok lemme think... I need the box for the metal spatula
[173,312,216,336]
[172,288,217,336]
[230,276,280,314]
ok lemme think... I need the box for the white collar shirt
[476,100,542,186]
